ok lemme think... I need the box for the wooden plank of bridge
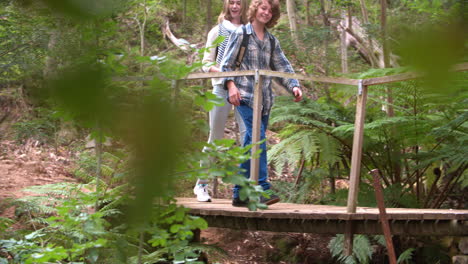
[250,70,262,183]
[177,197,468,236]
[177,198,468,220]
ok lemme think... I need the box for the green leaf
[397,248,415,263]
[24,230,45,240]
[170,224,182,233]
[86,247,99,263]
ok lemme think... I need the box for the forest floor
[0,139,77,218]
[0,119,334,263]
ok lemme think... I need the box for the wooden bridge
[172,64,468,260]
[177,198,468,237]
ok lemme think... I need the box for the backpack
[235,25,276,71]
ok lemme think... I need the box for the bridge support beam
[195,215,468,236]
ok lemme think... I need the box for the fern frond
[14,197,57,216]
[317,133,341,164]
[190,242,229,259]
[102,151,121,167]
[352,235,373,264]
[29,217,49,226]
[128,248,167,264]
[328,234,373,264]
[331,124,355,138]
[373,235,386,246]
[365,116,417,130]
[74,168,94,182]
[397,248,415,263]
[21,182,77,197]
[0,217,14,233]
[268,130,320,174]
[110,171,129,185]
[98,198,125,215]
[100,208,122,218]
[101,164,115,178]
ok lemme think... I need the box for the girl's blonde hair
[217,0,249,24]
[248,0,280,28]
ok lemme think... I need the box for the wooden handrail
[185,70,256,80]
[184,69,359,85]
[362,62,468,86]
[113,62,468,86]
[184,62,467,85]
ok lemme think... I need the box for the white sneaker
[193,184,212,202]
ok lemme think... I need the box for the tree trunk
[358,0,379,67]
[340,11,348,73]
[43,28,59,79]
[380,0,394,117]
[183,0,187,25]
[318,0,332,99]
[286,0,299,47]
[348,5,352,31]
[319,0,330,27]
[133,0,148,72]
[294,157,306,188]
[380,0,390,69]
[304,0,311,25]
[359,0,369,23]
[206,0,212,35]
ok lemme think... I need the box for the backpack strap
[235,25,249,71]
[269,35,276,70]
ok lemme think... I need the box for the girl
[194,0,249,202]
[220,0,302,206]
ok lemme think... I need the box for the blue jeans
[233,102,270,198]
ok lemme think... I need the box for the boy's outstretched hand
[292,87,302,102]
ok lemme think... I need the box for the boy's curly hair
[247,0,280,28]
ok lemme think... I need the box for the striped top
[215,22,231,65]
[202,20,242,86]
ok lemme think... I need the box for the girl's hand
[210,66,220,72]
[292,87,302,102]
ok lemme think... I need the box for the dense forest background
[0,0,466,263]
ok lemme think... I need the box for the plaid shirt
[220,23,300,115]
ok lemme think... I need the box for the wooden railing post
[347,80,368,212]
[250,69,262,184]
[344,80,368,255]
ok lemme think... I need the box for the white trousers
[198,84,246,184]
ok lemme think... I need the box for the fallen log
[336,16,400,68]
[161,19,192,52]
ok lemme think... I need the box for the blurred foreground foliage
[0,0,466,263]
[0,0,262,263]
